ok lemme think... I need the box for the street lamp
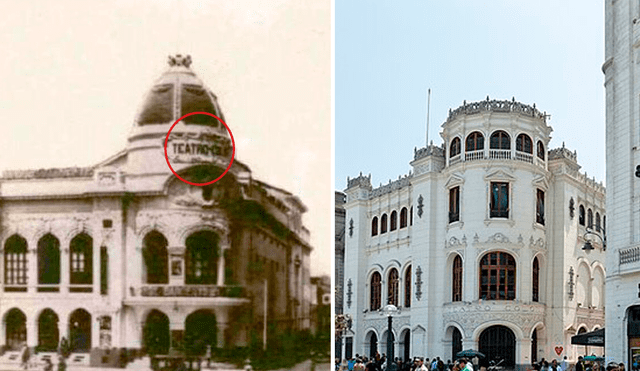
[582,227,606,251]
[382,303,399,371]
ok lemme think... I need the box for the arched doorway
[401,329,410,363]
[143,310,170,355]
[5,308,26,350]
[69,309,91,352]
[478,325,516,366]
[531,329,538,363]
[184,310,216,355]
[365,331,378,359]
[38,309,59,351]
[452,327,462,360]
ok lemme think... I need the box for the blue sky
[336,1,605,191]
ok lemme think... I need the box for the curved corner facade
[0,55,312,368]
[342,99,605,368]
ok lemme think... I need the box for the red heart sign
[555,347,563,356]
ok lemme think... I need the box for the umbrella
[456,350,486,359]
[583,356,605,362]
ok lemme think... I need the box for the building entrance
[478,325,516,367]
[184,310,216,355]
[143,310,170,355]
[5,309,26,350]
[69,309,91,352]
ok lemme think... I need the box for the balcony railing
[515,152,533,164]
[465,150,484,161]
[138,285,245,298]
[449,154,462,166]
[449,149,545,169]
[620,246,640,265]
[489,149,511,160]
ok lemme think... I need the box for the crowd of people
[335,354,629,371]
[335,354,480,371]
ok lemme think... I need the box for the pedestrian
[619,363,625,371]
[576,357,585,371]
[553,360,563,371]
[417,357,429,371]
[354,358,365,371]
[460,358,474,371]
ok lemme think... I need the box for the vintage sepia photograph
[0,1,330,370]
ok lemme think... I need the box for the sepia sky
[0,0,331,276]
[336,1,605,191]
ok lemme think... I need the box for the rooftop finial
[168,54,192,68]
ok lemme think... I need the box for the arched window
[490,131,511,150]
[404,265,411,308]
[536,189,545,225]
[143,231,169,284]
[400,208,408,229]
[479,252,516,300]
[388,268,399,306]
[587,208,593,228]
[38,234,60,286]
[380,214,388,234]
[596,212,601,232]
[532,257,540,302]
[579,205,585,226]
[371,217,379,236]
[390,211,398,231]
[70,233,93,285]
[185,231,219,285]
[450,137,461,158]
[536,141,545,160]
[516,134,533,153]
[410,207,413,226]
[453,255,463,302]
[465,131,484,152]
[370,272,382,310]
[5,235,28,289]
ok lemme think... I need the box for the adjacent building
[604,0,640,366]
[0,55,312,367]
[342,99,605,368]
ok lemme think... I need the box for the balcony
[136,285,245,298]
[452,149,545,169]
[489,149,511,160]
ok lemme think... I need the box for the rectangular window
[536,189,545,225]
[449,186,460,223]
[490,182,509,218]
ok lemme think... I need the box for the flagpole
[426,88,431,146]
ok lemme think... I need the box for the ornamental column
[28,248,37,292]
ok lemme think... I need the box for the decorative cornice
[446,97,547,123]
[2,167,94,180]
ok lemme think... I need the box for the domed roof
[135,54,225,127]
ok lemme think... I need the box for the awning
[571,328,604,347]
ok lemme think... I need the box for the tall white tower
[604,0,640,364]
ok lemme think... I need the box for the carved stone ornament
[168,179,218,207]
[415,266,423,300]
[529,237,546,250]
[417,195,424,218]
[569,198,575,219]
[443,303,544,338]
[349,219,354,237]
[486,233,510,243]
[446,236,467,249]
[346,279,353,308]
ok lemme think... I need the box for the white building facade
[0,55,312,367]
[342,99,605,369]
[604,0,640,367]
